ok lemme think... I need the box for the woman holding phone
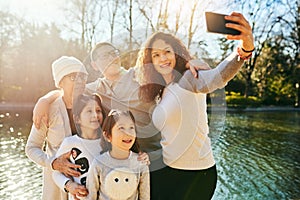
[135,12,254,200]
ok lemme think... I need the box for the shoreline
[0,103,35,111]
[208,106,300,112]
[1,103,300,112]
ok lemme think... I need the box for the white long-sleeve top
[53,135,102,200]
[152,53,244,169]
[25,96,71,200]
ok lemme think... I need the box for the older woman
[25,56,89,200]
[135,12,254,200]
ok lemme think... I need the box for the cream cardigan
[25,96,70,200]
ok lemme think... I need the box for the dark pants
[150,164,217,200]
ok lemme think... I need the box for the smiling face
[151,39,176,84]
[60,72,87,98]
[91,44,121,78]
[78,99,103,134]
[109,114,136,152]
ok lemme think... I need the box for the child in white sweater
[86,109,150,200]
[53,93,106,199]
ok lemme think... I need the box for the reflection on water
[0,111,42,200]
[211,111,300,200]
[0,110,299,199]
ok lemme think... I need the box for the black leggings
[150,165,217,200]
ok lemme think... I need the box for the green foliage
[225,78,247,96]
[0,12,89,103]
[261,76,295,105]
[220,0,299,107]
[226,92,262,108]
[254,36,297,106]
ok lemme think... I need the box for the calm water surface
[0,110,299,200]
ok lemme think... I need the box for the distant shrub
[226,92,262,108]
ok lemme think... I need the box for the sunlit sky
[0,0,232,24]
[0,0,239,58]
[0,0,65,25]
[8,0,292,61]
[0,0,232,33]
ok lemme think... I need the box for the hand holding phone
[205,12,241,35]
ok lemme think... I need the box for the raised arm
[179,12,254,93]
[33,90,62,129]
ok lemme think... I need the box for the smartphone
[205,12,241,35]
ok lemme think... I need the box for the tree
[187,0,198,49]
[11,23,73,102]
[0,11,19,102]
[62,0,103,52]
[225,0,298,101]
[255,36,294,105]
[0,10,86,103]
[106,0,120,43]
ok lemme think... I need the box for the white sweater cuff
[47,155,56,171]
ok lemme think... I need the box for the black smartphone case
[205,12,241,35]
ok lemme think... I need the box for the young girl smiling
[52,94,106,199]
[86,109,150,200]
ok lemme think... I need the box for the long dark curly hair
[136,32,192,102]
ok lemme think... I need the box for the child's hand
[138,152,150,165]
[65,181,88,199]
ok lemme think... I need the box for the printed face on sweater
[104,168,138,199]
[109,115,136,152]
[151,39,176,83]
[77,99,103,138]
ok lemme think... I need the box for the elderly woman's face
[60,72,87,95]
[151,39,176,78]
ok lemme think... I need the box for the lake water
[0,109,299,200]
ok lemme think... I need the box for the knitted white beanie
[52,56,88,88]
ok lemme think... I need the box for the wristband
[241,47,255,53]
[237,47,253,61]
